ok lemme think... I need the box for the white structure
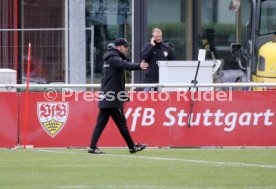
[0,69,17,92]
[158,61,214,91]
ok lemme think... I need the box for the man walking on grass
[88,38,148,154]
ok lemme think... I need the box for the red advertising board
[19,92,98,147]
[16,91,276,148]
[0,93,18,148]
[125,91,276,147]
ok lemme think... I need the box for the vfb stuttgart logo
[37,102,69,138]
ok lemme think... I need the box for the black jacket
[141,42,174,83]
[98,48,141,109]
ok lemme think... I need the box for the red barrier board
[0,93,18,148]
[17,91,276,148]
[126,91,276,147]
[19,92,98,147]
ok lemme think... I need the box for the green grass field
[0,148,276,189]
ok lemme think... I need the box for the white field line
[57,185,276,189]
[57,186,90,189]
[36,149,276,169]
[108,154,276,169]
[245,187,276,189]
[0,164,132,168]
[57,185,164,189]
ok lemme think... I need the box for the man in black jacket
[88,38,148,154]
[141,28,175,91]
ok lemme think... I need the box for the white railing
[1,83,276,91]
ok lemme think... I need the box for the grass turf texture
[0,148,276,189]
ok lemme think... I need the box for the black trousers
[90,108,135,149]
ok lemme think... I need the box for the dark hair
[114,38,130,47]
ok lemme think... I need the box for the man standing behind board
[141,28,175,91]
[88,38,148,154]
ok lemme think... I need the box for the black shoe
[129,144,147,154]
[88,147,105,154]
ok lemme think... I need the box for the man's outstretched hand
[140,60,149,70]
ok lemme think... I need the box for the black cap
[114,38,130,47]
